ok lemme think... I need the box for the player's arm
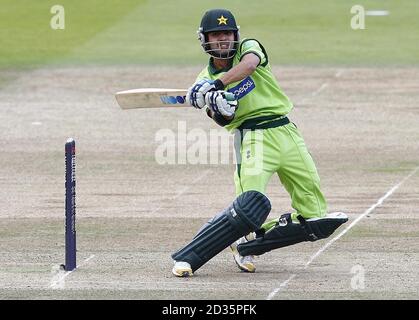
[204,53,260,124]
[218,53,260,86]
[186,53,260,111]
[204,53,260,123]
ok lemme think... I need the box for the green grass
[1,0,418,69]
[0,0,144,68]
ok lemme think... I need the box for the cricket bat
[115,88,188,109]
[115,88,235,110]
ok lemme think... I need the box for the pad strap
[238,212,348,256]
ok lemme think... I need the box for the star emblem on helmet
[217,15,228,25]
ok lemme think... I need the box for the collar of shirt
[208,57,233,75]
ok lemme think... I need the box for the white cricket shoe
[230,234,256,273]
[172,261,193,277]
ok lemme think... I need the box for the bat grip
[222,91,236,101]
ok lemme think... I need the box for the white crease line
[49,254,95,289]
[299,69,343,104]
[311,83,329,97]
[267,165,419,300]
[150,169,212,215]
[335,69,344,78]
[267,274,296,300]
[80,254,96,266]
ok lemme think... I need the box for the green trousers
[234,122,327,230]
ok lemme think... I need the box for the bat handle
[223,91,236,101]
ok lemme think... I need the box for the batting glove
[186,79,224,109]
[205,91,238,117]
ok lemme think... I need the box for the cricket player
[171,9,348,277]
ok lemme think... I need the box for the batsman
[171,9,348,277]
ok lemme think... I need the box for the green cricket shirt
[196,38,294,131]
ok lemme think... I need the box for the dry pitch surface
[0,66,418,299]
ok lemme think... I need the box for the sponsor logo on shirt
[228,76,255,100]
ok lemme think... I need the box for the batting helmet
[197,9,240,59]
